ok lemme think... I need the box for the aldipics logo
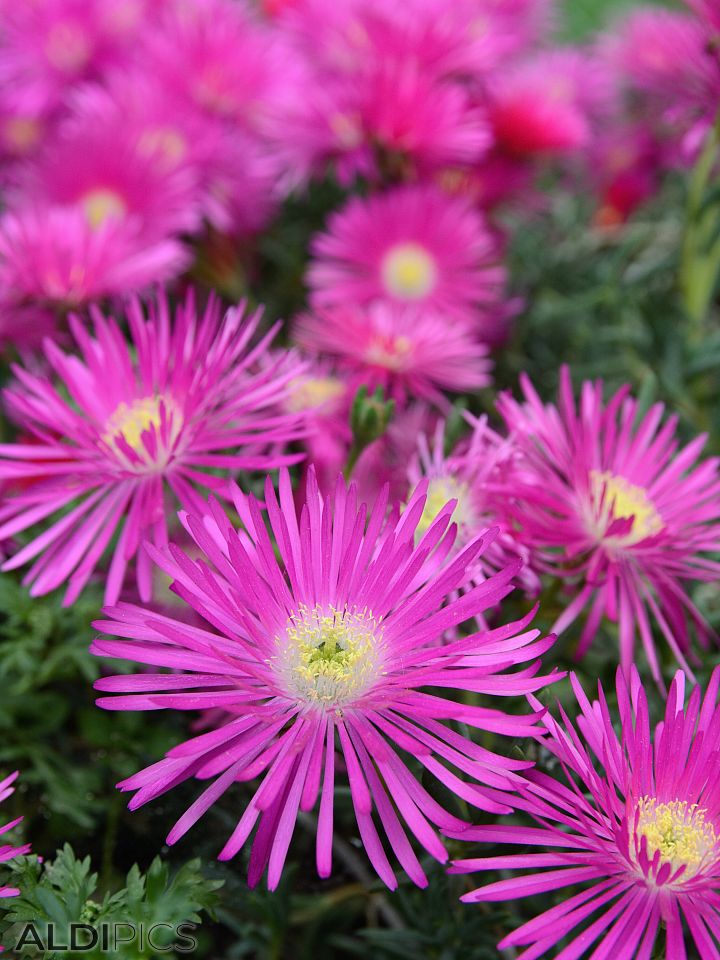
[11,921,198,954]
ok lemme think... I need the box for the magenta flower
[20,108,202,243]
[138,0,283,136]
[0,772,30,899]
[602,8,720,161]
[307,185,506,329]
[451,667,720,959]
[408,416,540,595]
[295,301,491,408]
[497,367,720,683]
[92,468,558,890]
[267,51,488,186]
[0,0,151,111]
[0,205,190,328]
[0,293,306,604]
[487,49,613,158]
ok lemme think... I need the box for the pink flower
[0,771,30,899]
[92,467,558,889]
[602,8,720,162]
[487,48,614,158]
[0,0,150,110]
[0,205,190,323]
[451,667,720,959]
[67,75,279,236]
[295,302,492,408]
[0,292,306,604]
[18,106,202,243]
[138,0,284,136]
[307,185,506,330]
[266,25,489,185]
[408,416,540,595]
[497,366,720,684]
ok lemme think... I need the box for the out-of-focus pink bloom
[296,302,492,408]
[307,185,506,330]
[0,0,150,110]
[497,366,720,685]
[0,293,307,604]
[487,49,614,158]
[93,467,558,889]
[18,109,202,243]
[603,8,720,163]
[352,403,439,509]
[0,771,30,899]
[268,58,489,186]
[138,0,284,137]
[408,417,540,594]
[0,205,190,331]
[451,667,720,959]
[283,356,351,495]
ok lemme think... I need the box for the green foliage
[1,846,222,958]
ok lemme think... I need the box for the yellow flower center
[280,604,381,707]
[102,396,182,469]
[587,471,663,548]
[381,243,438,301]
[415,476,473,542]
[286,376,345,413]
[636,798,716,878]
[82,189,127,229]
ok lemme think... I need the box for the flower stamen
[636,798,716,878]
[280,604,381,707]
[381,242,438,301]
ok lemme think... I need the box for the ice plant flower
[0,204,190,324]
[0,771,30,900]
[92,468,558,890]
[21,110,202,243]
[497,366,720,683]
[138,0,284,136]
[602,8,720,161]
[451,667,720,959]
[0,293,306,604]
[307,185,506,328]
[0,0,150,111]
[408,417,540,595]
[295,302,492,408]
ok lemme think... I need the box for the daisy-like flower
[0,0,149,111]
[0,292,306,604]
[138,0,284,136]
[497,366,720,683]
[266,49,489,186]
[0,771,30,899]
[408,417,540,595]
[0,204,190,327]
[20,108,202,243]
[92,467,558,890]
[295,302,492,408]
[451,667,720,959]
[307,185,506,328]
[602,8,720,162]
